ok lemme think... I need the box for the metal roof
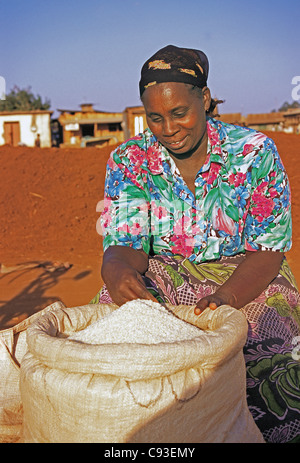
[61,116,123,125]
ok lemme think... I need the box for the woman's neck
[168,131,208,196]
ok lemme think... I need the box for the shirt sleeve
[244,137,292,252]
[100,146,151,254]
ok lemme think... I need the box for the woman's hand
[194,250,284,316]
[101,245,158,306]
[104,261,157,306]
[194,291,235,315]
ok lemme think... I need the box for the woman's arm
[101,245,157,306]
[195,250,284,315]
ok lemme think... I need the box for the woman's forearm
[196,250,284,313]
[215,250,284,308]
[102,245,149,278]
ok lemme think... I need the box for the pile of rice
[69,299,202,345]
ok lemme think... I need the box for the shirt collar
[205,117,226,166]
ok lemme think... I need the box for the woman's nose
[163,118,178,136]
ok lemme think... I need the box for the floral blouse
[100,117,292,263]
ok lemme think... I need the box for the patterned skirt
[92,253,300,443]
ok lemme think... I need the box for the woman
[95,45,300,443]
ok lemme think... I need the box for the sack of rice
[20,300,264,443]
[0,301,65,443]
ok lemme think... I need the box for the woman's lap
[94,253,300,443]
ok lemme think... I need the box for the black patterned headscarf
[139,45,209,97]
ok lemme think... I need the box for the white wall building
[0,110,52,147]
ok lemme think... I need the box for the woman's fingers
[111,272,158,306]
[128,279,158,303]
[194,297,223,316]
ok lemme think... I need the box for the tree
[273,101,300,112]
[0,85,51,111]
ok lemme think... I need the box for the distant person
[35,134,41,147]
[95,45,300,443]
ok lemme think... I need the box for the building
[57,103,124,148]
[216,113,244,126]
[243,112,285,132]
[0,110,52,147]
[123,106,148,140]
[218,110,300,133]
[283,108,300,134]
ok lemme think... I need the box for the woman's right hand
[104,262,157,306]
[101,246,158,306]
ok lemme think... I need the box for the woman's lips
[165,135,188,150]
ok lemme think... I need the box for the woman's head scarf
[139,45,209,97]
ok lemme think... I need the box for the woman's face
[142,82,211,158]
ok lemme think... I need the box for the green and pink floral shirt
[100,118,292,263]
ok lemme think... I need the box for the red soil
[1,131,299,329]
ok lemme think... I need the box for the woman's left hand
[194,294,228,315]
[194,250,284,316]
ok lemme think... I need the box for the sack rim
[24,302,248,380]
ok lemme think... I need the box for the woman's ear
[202,86,211,112]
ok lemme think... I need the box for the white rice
[69,299,202,345]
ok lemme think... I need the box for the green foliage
[272,101,300,112]
[0,85,51,111]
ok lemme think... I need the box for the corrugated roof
[0,109,53,115]
[246,112,284,124]
[61,116,123,125]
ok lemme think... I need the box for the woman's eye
[173,111,187,118]
[150,116,162,123]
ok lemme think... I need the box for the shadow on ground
[0,261,91,329]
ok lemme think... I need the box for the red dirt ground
[1,131,300,329]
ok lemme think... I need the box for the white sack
[0,301,65,442]
[20,301,264,443]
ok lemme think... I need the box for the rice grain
[69,299,202,345]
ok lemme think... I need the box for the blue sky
[1,0,299,117]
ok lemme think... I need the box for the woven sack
[0,301,65,443]
[20,302,264,443]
